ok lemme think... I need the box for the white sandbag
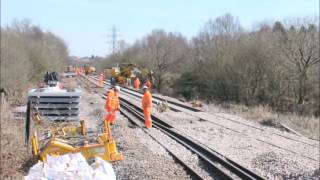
[91,156,116,180]
[24,162,46,180]
[24,153,116,180]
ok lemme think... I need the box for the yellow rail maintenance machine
[25,101,123,162]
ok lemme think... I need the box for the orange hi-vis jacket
[142,90,152,128]
[134,78,140,89]
[99,73,104,86]
[99,73,104,79]
[105,90,120,111]
[142,91,152,108]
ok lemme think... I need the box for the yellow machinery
[104,67,120,80]
[84,64,96,75]
[105,63,154,86]
[26,101,123,162]
[31,121,122,162]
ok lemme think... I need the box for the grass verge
[205,103,319,140]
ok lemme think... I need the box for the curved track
[82,75,265,179]
[90,76,319,150]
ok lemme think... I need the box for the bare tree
[279,19,319,104]
[98,14,319,115]
[1,20,69,103]
[141,30,188,92]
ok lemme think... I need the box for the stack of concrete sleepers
[28,86,81,121]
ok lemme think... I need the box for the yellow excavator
[104,63,154,86]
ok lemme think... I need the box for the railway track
[89,75,319,150]
[81,75,265,180]
[119,97,264,180]
[91,75,201,112]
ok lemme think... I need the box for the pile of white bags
[25,153,116,180]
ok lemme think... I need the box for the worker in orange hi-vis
[76,68,79,76]
[105,86,121,125]
[112,86,120,124]
[104,88,114,121]
[133,77,140,90]
[145,79,152,89]
[142,86,152,128]
[113,86,120,107]
[98,73,104,87]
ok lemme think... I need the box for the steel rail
[100,94,204,180]
[119,97,264,180]
[90,76,319,149]
[91,75,200,112]
[83,75,265,179]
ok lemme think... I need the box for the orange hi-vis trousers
[105,109,116,124]
[143,107,152,128]
[134,79,140,90]
[134,84,139,91]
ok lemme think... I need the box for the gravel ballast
[118,88,319,179]
[79,76,320,179]
[78,79,193,180]
[154,110,319,179]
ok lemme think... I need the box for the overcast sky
[1,0,318,57]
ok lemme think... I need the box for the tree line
[100,14,319,116]
[1,20,69,103]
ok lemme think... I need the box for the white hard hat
[142,86,148,89]
[114,85,121,91]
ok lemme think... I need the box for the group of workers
[104,83,153,129]
[133,77,152,91]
